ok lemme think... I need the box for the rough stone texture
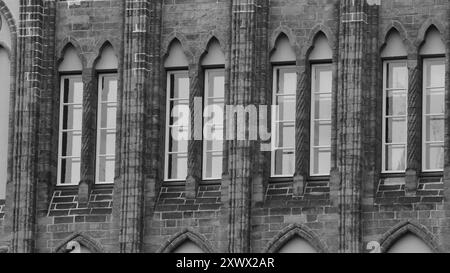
[0,0,449,253]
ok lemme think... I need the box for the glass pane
[425,89,445,114]
[206,140,223,152]
[425,115,444,142]
[169,128,188,153]
[64,77,83,104]
[170,100,189,126]
[173,74,190,99]
[427,61,445,88]
[425,143,444,170]
[98,156,115,183]
[312,148,331,175]
[63,105,83,130]
[168,153,188,180]
[101,77,118,102]
[313,93,331,120]
[313,121,331,147]
[61,131,82,157]
[278,69,297,95]
[386,91,407,116]
[100,103,117,129]
[99,130,116,155]
[60,158,80,184]
[274,149,294,176]
[208,72,225,98]
[316,68,332,93]
[385,145,406,171]
[275,122,295,148]
[385,117,407,143]
[388,63,407,89]
[204,151,223,179]
[276,95,295,121]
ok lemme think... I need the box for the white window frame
[310,63,332,176]
[95,73,118,184]
[164,70,190,182]
[57,75,83,186]
[381,60,408,174]
[271,65,297,178]
[422,57,445,172]
[202,68,225,181]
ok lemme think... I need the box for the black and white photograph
[0,0,448,262]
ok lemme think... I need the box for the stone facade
[0,0,449,253]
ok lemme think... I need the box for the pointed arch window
[201,39,225,180]
[309,33,332,176]
[95,44,118,184]
[57,45,83,185]
[164,40,190,181]
[270,34,296,177]
[420,27,445,172]
[0,13,12,198]
[381,30,408,173]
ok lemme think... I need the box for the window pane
[274,149,294,176]
[388,63,407,89]
[316,69,332,93]
[99,130,116,155]
[209,72,225,98]
[312,148,331,175]
[277,69,297,95]
[101,77,118,102]
[60,158,80,185]
[385,117,407,143]
[313,93,331,120]
[425,89,445,114]
[275,122,295,148]
[98,156,115,183]
[386,91,407,116]
[424,143,444,170]
[206,140,223,152]
[61,131,82,157]
[427,62,445,88]
[313,121,331,147]
[204,151,223,179]
[385,145,406,171]
[172,74,190,99]
[425,116,444,142]
[100,103,117,129]
[168,153,188,180]
[63,105,83,130]
[64,78,83,104]
[276,95,295,121]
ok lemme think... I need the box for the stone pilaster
[79,68,97,204]
[223,0,268,253]
[117,0,162,253]
[5,0,46,253]
[406,57,421,194]
[337,0,378,253]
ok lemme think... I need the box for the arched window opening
[271,34,297,178]
[172,240,205,253]
[420,27,445,172]
[164,40,190,182]
[381,30,408,176]
[0,13,12,199]
[57,45,83,185]
[309,33,332,176]
[387,233,433,253]
[277,236,318,253]
[201,39,225,181]
[95,44,118,184]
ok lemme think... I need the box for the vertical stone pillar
[117,0,162,253]
[337,0,377,253]
[405,57,421,194]
[79,68,97,204]
[223,0,268,253]
[6,0,46,253]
